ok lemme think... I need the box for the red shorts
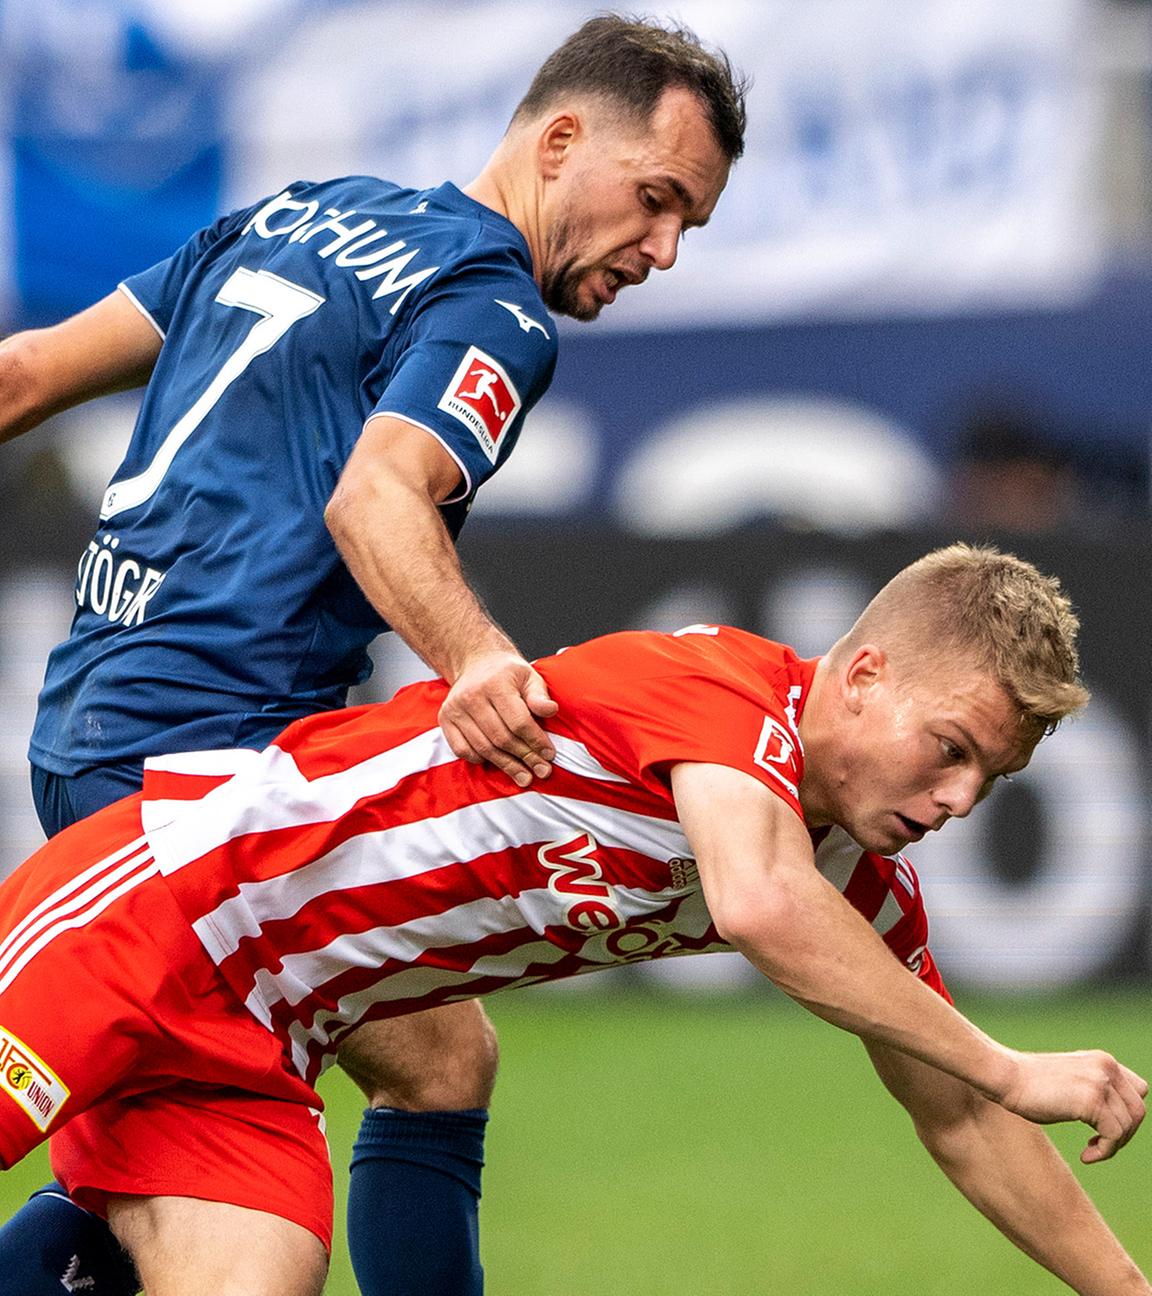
[0,793,334,1249]
[51,1088,334,1250]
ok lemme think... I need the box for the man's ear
[537,111,581,180]
[842,644,887,716]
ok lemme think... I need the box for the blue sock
[0,1182,140,1294]
[348,1107,488,1296]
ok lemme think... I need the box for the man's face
[539,87,730,321]
[822,652,1039,856]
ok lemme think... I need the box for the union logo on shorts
[0,1026,69,1131]
[437,345,522,464]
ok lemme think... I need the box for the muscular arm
[671,762,1146,1155]
[0,291,162,442]
[325,415,557,786]
[866,1041,1150,1294]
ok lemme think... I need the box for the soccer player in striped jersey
[0,545,1145,1295]
[0,16,746,1296]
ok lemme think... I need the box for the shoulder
[540,626,799,692]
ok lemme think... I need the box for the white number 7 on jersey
[100,268,325,520]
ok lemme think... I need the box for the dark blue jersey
[31,177,557,775]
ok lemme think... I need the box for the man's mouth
[596,269,621,304]
[895,813,930,842]
[595,266,645,304]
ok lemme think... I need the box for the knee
[338,1002,499,1111]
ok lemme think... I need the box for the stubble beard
[540,214,602,322]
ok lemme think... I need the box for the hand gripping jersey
[31,177,557,776]
[135,627,950,1087]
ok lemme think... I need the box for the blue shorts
[30,762,145,838]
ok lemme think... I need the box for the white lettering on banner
[75,535,166,627]
[243,193,440,313]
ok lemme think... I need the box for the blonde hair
[836,544,1089,736]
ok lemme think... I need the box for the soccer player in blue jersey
[0,14,746,1296]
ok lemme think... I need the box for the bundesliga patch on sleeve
[752,714,802,800]
[437,345,522,463]
[0,1025,69,1131]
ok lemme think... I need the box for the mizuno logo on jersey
[60,1254,96,1292]
[75,534,166,627]
[495,300,550,339]
[438,346,522,463]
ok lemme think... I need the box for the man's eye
[941,740,964,761]
[640,190,661,212]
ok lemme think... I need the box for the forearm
[0,293,159,443]
[727,869,1013,1097]
[866,1042,1149,1293]
[675,764,1012,1092]
[326,466,514,682]
[923,1098,1148,1293]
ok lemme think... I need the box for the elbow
[323,484,347,544]
[706,890,794,964]
[907,1085,990,1166]
[0,334,43,437]
[324,471,367,548]
[709,905,756,951]
[325,454,415,548]
[703,884,754,949]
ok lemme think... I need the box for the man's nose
[934,771,984,820]
[640,218,681,271]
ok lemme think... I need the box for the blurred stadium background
[0,0,1150,1291]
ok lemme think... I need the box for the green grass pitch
[2,984,1149,1293]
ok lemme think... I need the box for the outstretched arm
[325,414,557,787]
[0,290,161,442]
[671,762,1146,1158]
[866,1040,1150,1294]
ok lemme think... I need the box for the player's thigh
[107,1195,327,1296]
[337,1001,499,1110]
[52,1084,335,1252]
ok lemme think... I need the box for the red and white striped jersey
[140,627,949,1085]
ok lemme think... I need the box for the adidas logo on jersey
[667,856,698,889]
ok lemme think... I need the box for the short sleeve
[365,260,557,502]
[118,204,259,338]
[539,629,810,822]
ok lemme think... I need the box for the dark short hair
[512,13,748,162]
